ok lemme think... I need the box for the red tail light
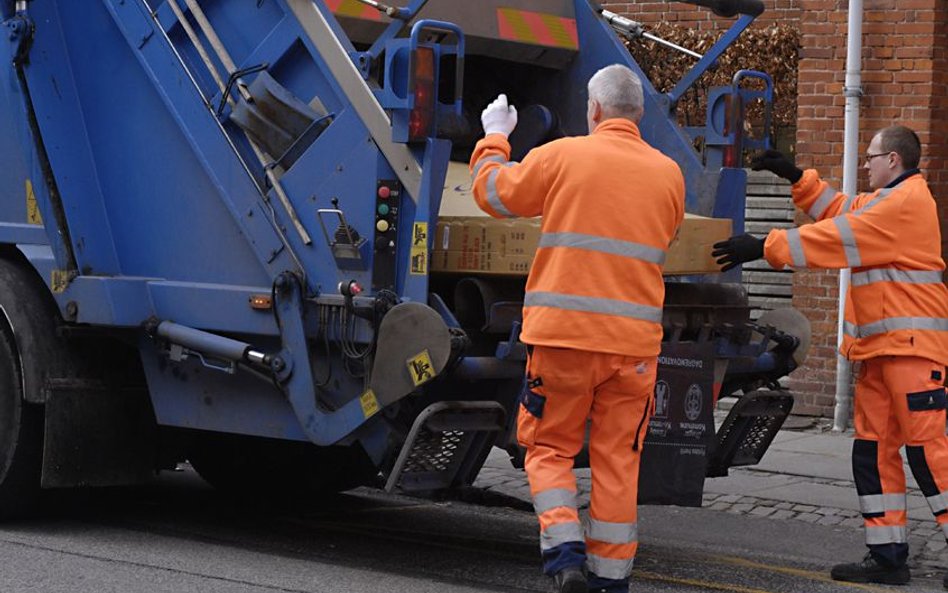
[409,47,435,142]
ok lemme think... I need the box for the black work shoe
[553,566,587,593]
[830,553,910,585]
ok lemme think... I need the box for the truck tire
[0,258,49,519]
[188,432,379,497]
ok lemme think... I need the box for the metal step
[706,389,794,477]
[384,401,507,492]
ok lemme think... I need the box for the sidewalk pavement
[472,413,948,572]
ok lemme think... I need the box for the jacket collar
[592,118,641,137]
[884,168,921,189]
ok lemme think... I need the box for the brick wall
[605,0,948,417]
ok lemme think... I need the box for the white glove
[481,94,518,138]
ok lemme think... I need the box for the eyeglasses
[865,152,892,164]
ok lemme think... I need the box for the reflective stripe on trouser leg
[585,354,656,584]
[521,347,598,576]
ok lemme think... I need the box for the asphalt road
[0,468,942,593]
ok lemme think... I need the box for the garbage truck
[0,0,809,516]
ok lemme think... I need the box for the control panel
[372,179,401,290]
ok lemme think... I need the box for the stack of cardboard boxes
[433,163,733,276]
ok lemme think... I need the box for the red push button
[377,186,391,199]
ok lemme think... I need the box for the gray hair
[587,64,644,121]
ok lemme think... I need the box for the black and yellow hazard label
[26,180,42,225]
[407,350,436,387]
[409,222,428,275]
[360,389,380,418]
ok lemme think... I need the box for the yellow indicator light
[249,295,272,310]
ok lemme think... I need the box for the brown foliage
[626,23,800,130]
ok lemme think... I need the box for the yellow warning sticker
[50,269,70,293]
[360,389,380,418]
[409,222,428,275]
[26,180,42,225]
[407,349,436,387]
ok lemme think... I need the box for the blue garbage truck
[0,0,807,516]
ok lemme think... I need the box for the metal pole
[832,0,863,432]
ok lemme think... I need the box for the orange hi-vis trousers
[853,355,948,567]
[517,345,655,585]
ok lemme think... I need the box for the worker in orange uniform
[470,64,685,593]
[713,125,948,588]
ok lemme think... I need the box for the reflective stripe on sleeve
[538,232,665,265]
[787,228,807,267]
[865,525,907,545]
[808,185,838,219]
[834,216,861,267]
[851,269,945,287]
[859,493,906,515]
[472,154,516,178]
[486,168,517,218]
[533,488,577,514]
[587,518,637,545]
[540,521,585,550]
[524,292,663,323]
[586,554,634,580]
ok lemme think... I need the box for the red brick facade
[604,0,948,416]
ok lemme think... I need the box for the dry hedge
[625,23,800,131]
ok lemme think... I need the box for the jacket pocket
[907,388,947,412]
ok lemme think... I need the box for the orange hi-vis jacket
[763,169,948,365]
[469,119,685,357]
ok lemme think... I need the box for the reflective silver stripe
[851,269,945,287]
[834,216,861,267]
[472,154,515,178]
[926,490,948,515]
[851,317,948,338]
[538,232,665,265]
[586,554,634,580]
[787,228,806,267]
[485,168,516,218]
[841,194,857,213]
[540,521,584,550]
[533,488,577,515]
[865,525,907,545]
[859,493,906,515]
[524,291,663,323]
[587,518,637,545]
[808,185,838,219]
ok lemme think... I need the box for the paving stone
[925,539,947,552]
[817,515,844,526]
[770,509,796,520]
[841,518,864,528]
[708,502,732,512]
[793,504,818,513]
[738,496,758,504]
[729,503,755,514]
[796,513,821,523]
[717,494,743,504]
[774,502,794,510]
[749,507,777,517]
[815,507,839,516]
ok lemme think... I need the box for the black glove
[751,149,803,184]
[712,233,765,272]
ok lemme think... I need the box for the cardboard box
[431,214,732,276]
